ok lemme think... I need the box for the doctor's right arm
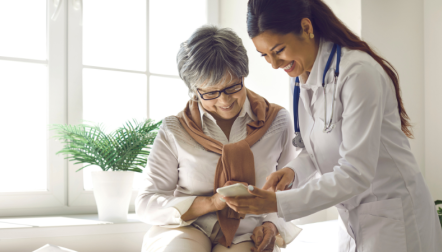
[263,148,318,191]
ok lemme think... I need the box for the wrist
[209,195,220,212]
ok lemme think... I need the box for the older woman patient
[136,26,300,252]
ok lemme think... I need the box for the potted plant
[52,119,161,222]
[436,200,442,228]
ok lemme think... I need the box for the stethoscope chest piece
[292,133,305,148]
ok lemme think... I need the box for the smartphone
[216,183,253,197]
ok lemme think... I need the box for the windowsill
[0,213,151,239]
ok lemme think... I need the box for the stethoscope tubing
[293,78,301,134]
[293,43,342,138]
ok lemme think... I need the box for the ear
[300,18,314,36]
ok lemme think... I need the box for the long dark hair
[247,0,413,138]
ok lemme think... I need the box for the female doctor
[224,0,442,251]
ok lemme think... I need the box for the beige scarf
[176,89,283,247]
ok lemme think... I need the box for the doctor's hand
[250,222,278,252]
[262,167,295,192]
[224,186,277,215]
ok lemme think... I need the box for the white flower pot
[91,171,134,223]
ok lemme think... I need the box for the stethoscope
[292,43,341,148]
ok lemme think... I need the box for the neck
[214,114,238,141]
[213,113,238,124]
[303,38,320,81]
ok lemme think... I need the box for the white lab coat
[275,39,442,252]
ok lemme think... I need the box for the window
[0,0,66,214]
[0,0,218,216]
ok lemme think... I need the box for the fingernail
[288,182,293,187]
[219,197,225,202]
[248,185,254,191]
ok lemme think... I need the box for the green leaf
[435,200,442,205]
[127,168,143,173]
[51,119,161,172]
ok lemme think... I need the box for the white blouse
[136,97,301,245]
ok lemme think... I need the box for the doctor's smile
[282,61,295,72]
[253,31,319,78]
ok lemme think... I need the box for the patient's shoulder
[161,116,205,150]
[162,116,182,132]
[262,108,291,140]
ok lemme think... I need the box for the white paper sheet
[33,244,77,252]
[283,220,339,252]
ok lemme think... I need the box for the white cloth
[276,39,442,251]
[141,223,281,252]
[136,97,301,245]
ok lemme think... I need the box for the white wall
[361,0,426,177]
[325,0,361,36]
[424,0,442,200]
[361,0,442,200]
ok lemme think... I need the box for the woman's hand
[211,181,248,211]
[183,181,247,221]
[224,186,277,215]
[250,222,278,252]
[262,167,295,192]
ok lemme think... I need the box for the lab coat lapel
[308,40,335,107]
[300,88,313,120]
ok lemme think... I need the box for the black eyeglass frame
[197,79,244,100]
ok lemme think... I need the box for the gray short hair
[177,25,249,99]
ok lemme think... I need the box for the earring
[309,33,315,39]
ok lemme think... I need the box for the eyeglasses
[197,79,243,100]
